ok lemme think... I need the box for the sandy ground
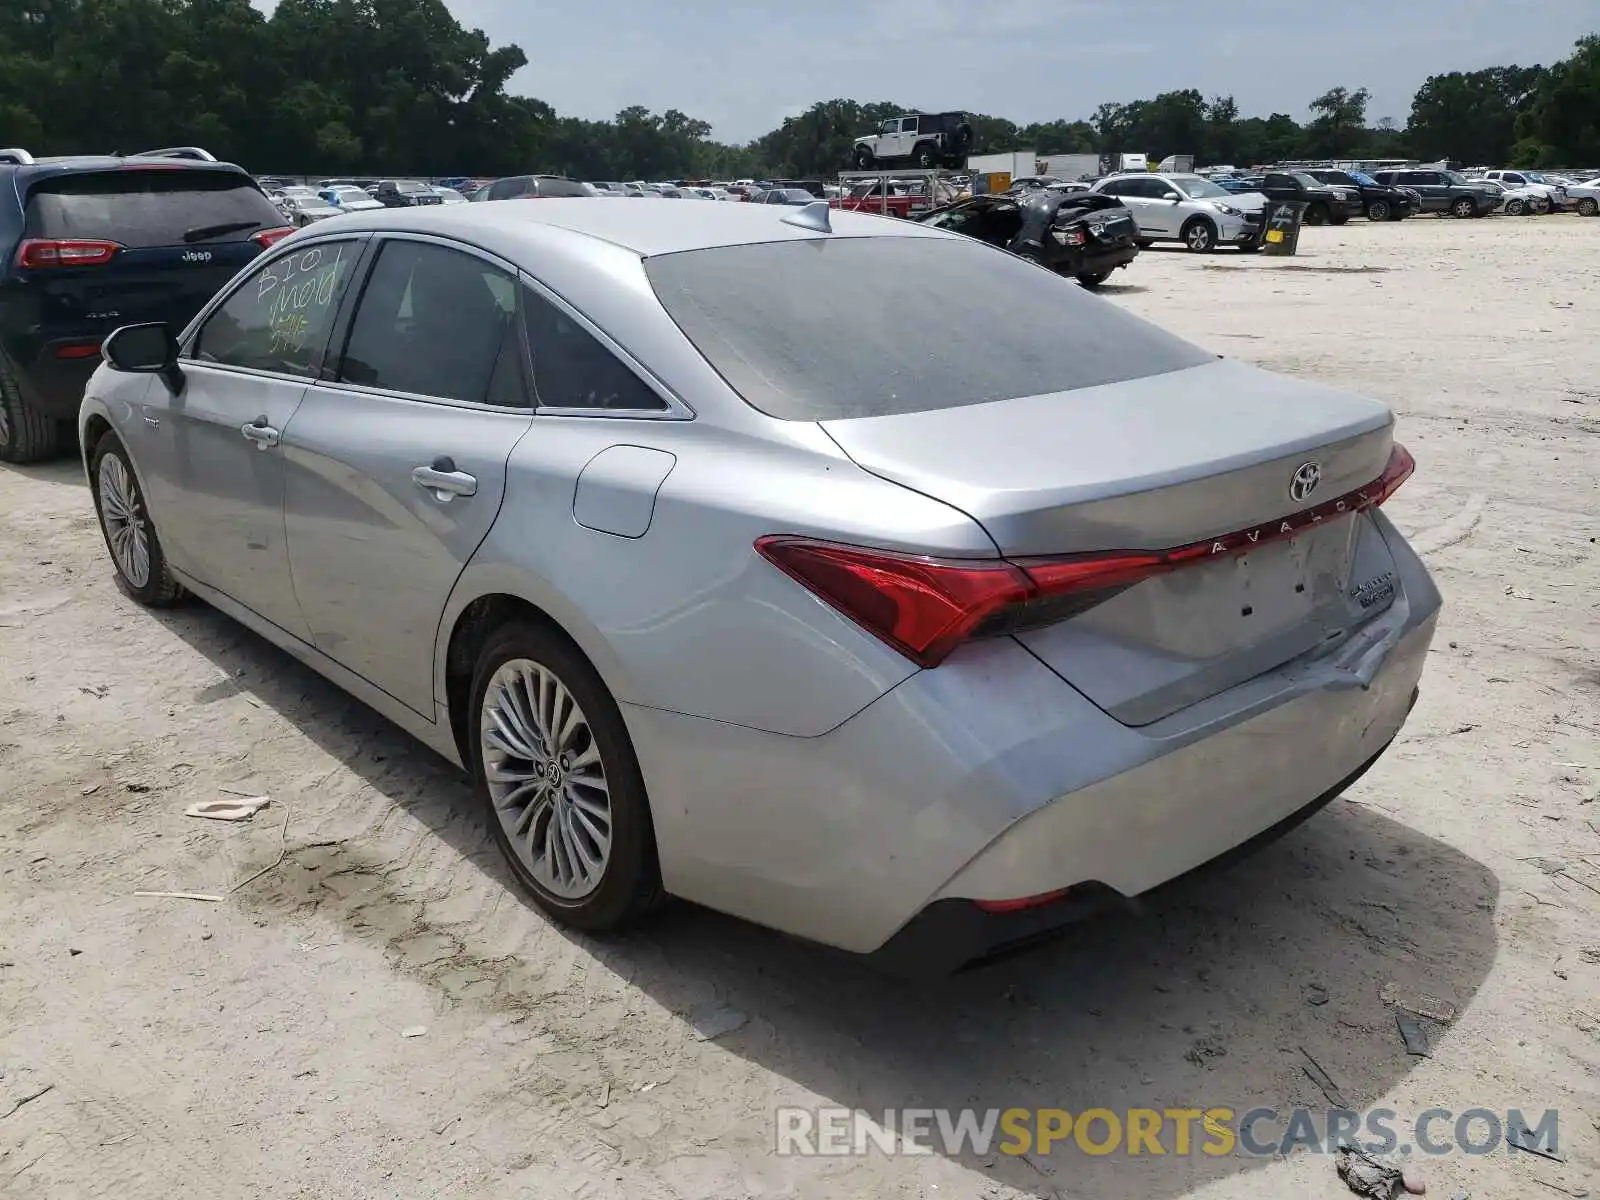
[2,213,1598,1200]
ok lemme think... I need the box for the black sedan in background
[918,190,1139,287]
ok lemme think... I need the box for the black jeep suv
[0,150,291,462]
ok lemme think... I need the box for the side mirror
[1162,191,1182,201]
[104,323,183,395]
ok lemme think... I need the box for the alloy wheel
[97,452,151,588]
[1186,222,1213,251]
[479,658,612,900]
[1368,201,1389,221]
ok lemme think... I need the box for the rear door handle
[412,456,477,502]
[241,416,281,449]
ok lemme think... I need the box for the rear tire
[853,145,874,169]
[1329,213,1349,226]
[1076,271,1111,288]
[1579,197,1599,217]
[0,363,62,464]
[1181,218,1216,253]
[1505,197,1527,216]
[1303,203,1328,226]
[1366,199,1391,221]
[470,620,664,933]
[89,432,184,606]
[913,143,936,169]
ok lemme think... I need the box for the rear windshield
[27,170,282,247]
[534,178,590,197]
[645,236,1212,421]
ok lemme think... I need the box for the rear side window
[26,170,283,247]
[337,240,525,406]
[523,286,667,412]
[532,177,589,197]
[645,236,1212,421]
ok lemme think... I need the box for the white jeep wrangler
[852,112,974,170]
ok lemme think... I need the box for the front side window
[645,235,1212,421]
[523,286,667,412]
[192,239,360,376]
[337,240,525,406]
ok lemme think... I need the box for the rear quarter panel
[441,416,993,738]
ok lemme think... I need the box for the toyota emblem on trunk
[1289,461,1322,502]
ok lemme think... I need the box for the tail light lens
[252,227,295,249]
[757,444,1415,669]
[1052,227,1087,246]
[17,238,122,268]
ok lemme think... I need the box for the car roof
[0,155,253,186]
[310,197,958,258]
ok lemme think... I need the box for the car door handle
[412,456,477,501]
[241,416,281,449]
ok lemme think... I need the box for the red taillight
[756,444,1415,669]
[974,888,1074,914]
[17,238,121,268]
[54,342,102,360]
[252,226,295,249]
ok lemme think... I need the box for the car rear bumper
[1,340,99,418]
[1052,242,1138,276]
[625,511,1440,963]
[869,715,1411,975]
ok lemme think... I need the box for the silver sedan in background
[79,200,1439,972]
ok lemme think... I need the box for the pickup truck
[1302,169,1418,221]
[831,179,951,219]
[1225,171,1360,226]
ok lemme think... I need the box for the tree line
[2,2,1595,180]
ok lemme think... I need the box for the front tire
[853,145,874,169]
[1366,199,1391,221]
[1505,197,1527,216]
[1303,203,1328,226]
[470,621,662,932]
[1076,271,1111,288]
[0,363,62,464]
[1450,197,1476,219]
[1579,197,1599,217]
[90,433,184,605]
[1181,218,1216,253]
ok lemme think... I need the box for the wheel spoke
[511,786,552,838]
[486,702,540,761]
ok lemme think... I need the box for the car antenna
[781,201,832,233]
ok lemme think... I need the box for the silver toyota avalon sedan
[80,199,1440,972]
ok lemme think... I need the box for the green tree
[1303,86,1370,156]
[1519,35,1600,166]
[1408,66,1545,165]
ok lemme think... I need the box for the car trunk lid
[820,358,1404,725]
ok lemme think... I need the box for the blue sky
[256,0,1596,143]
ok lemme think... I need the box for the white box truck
[966,150,1037,182]
[1039,153,1100,182]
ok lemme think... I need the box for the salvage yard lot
[1,216,1597,1200]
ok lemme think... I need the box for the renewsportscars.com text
[774,1106,1560,1159]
